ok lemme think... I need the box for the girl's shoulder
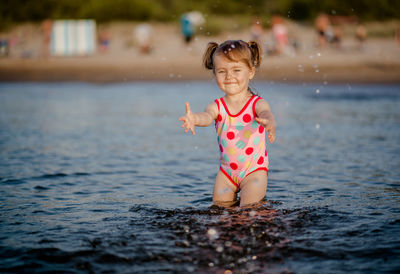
[205,100,219,119]
[254,96,272,113]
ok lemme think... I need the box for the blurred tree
[0,0,399,26]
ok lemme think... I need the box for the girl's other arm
[179,102,218,135]
[255,99,276,143]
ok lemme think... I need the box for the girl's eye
[217,71,226,74]
[234,69,241,72]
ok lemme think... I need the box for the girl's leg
[239,170,268,207]
[213,170,238,207]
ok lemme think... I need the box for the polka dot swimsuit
[215,95,269,189]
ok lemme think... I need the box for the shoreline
[1,57,399,84]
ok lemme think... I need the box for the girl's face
[214,54,255,97]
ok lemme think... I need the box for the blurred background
[0,0,399,82]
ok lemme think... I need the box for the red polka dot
[230,163,238,170]
[217,114,222,122]
[243,114,251,123]
[219,145,224,152]
[265,150,268,156]
[227,132,235,140]
[257,156,264,165]
[245,147,253,155]
[259,126,265,133]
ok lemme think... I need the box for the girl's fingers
[255,117,268,126]
[185,102,191,114]
[268,132,276,143]
[181,102,195,135]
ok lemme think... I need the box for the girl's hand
[179,102,196,135]
[255,117,276,143]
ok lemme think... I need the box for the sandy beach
[1,22,399,83]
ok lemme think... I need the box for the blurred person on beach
[250,17,263,45]
[355,24,367,50]
[98,27,110,54]
[180,13,194,44]
[315,13,330,48]
[0,37,9,57]
[41,19,52,58]
[134,23,153,54]
[180,11,205,44]
[179,40,276,207]
[315,13,343,49]
[270,15,294,56]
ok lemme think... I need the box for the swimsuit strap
[219,95,257,117]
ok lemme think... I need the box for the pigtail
[203,42,219,70]
[248,41,262,68]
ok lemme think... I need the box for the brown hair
[203,40,262,71]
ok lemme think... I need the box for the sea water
[0,82,399,273]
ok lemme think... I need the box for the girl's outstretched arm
[179,102,218,135]
[255,99,276,143]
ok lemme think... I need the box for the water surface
[0,82,399,273]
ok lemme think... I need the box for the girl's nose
[225,71,232,80]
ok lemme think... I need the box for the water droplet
[315,124,320,129]
[252,255,257,260]
[316,89,320,94]
[209,262,214,267]
[184,225,190,233]
[317,52,321,57]
[207,228,219,240]
[216,245,224,252]
[224,241,232,247]
[238,257,248,263]
[231,44,235,49]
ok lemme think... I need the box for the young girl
[179,40,276,207]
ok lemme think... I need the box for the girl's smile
[214,54,255,97]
